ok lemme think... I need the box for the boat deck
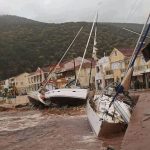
[121,92,150,150]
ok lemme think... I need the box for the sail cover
[142,43,150,62]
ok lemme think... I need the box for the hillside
[0,15,144,80]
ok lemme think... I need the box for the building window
[40,75,42,82]
[96,66,100,73]
[28,78,30,83]
[111,62,121,69]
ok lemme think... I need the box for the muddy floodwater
[0,108,124,150]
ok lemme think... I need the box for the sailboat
[38,16,100,106]
[39,58,88,106]
[87,13,150,137]
[28,27,87,107]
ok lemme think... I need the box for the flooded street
[0,109,123,150]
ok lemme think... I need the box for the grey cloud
[0,0,149,23]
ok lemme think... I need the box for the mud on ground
[0,90,145,150]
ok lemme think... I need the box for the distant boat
[86,13,150,137]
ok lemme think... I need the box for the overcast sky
[0,0,149,23]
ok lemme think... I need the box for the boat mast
[88,60,93,89]
[92,13,105,90]
[73,58,76,81]
[89,13,99,89]
[40,26,83,90]
[75,13,98,85]
[109,13,150,107]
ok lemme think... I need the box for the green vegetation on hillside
[0,15,143,80]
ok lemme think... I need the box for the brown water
[0,109,123,150]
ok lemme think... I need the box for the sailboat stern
[99,121,127,137]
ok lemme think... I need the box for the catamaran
[86,13,150,137]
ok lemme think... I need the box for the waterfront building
[106,48,150,89]
[55,57,96,88]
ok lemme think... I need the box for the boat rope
[40,26,83,90]
[75,12,98,85]
[122,27,150,39]
[128,13,150,69]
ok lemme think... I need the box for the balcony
[133,65,150,75]
[120,64,150,77]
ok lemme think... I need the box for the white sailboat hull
[28,88,88,106]
[86,99,102,136]
[45,88,87,99]
[44,88,88,106]
[86,95,129,137]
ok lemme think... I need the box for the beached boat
[37,18,98,106]
[28,27,89,107]
[87,13,150,137]
[43,88,88,106]
[87,83,131,137]
[28,87,88,107]
[29,14,103,107]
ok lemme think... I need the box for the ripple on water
[0,113,45,132]
[79,135,98,143]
